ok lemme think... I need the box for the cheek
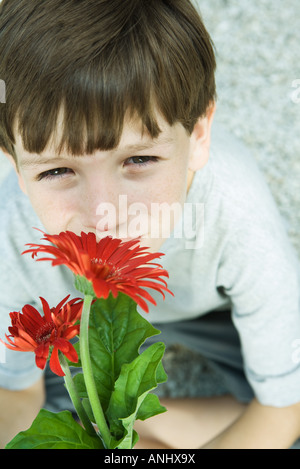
[146,166,189,206]
[157,146,191,205]
[121,166,188,245]
[33,200,66,233]
[25,189,77,234]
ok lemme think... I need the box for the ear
[188,102,216,171]
[2,149,28,195]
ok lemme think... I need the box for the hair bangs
[16,55,161,156]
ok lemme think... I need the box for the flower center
[91,259,120,279]
[35,322,56,344]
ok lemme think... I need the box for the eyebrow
[19,136,174,168]
[20,155,71,168]
[120,136,174,153]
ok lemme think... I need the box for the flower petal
[49,346,65,376]
[20,304,45,333]
[35,342,50,370]
[92,277,111,298]
[52,339,79,370]
[39,297,53,322]
[23,231,173,310]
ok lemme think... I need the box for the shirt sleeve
[217,217,300,407]
[0,260,43,390]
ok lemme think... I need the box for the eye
[123,156,158,168]
[37,167,74,181]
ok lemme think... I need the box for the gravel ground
[0,0,299,397]
[199,0,300,255]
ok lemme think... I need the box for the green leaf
[74,293,161,412]
[106,342,167,447]
[68,292,167,447]
[136,393,167,421]
[5,409,103,449]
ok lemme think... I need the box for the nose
[79,174,120,233]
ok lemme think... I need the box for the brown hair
[0,0,216,160]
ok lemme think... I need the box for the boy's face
[9,111,214,252]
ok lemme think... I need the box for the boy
[1,0,300,449]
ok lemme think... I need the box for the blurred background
[198,0,300,256]
[0,0,299,396]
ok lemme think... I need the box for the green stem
[59,352,97,438]
[80,294,112,448]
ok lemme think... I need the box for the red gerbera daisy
[1,296,83,376]
[23,231,172,312]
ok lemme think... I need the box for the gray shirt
[1,124,300,407]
